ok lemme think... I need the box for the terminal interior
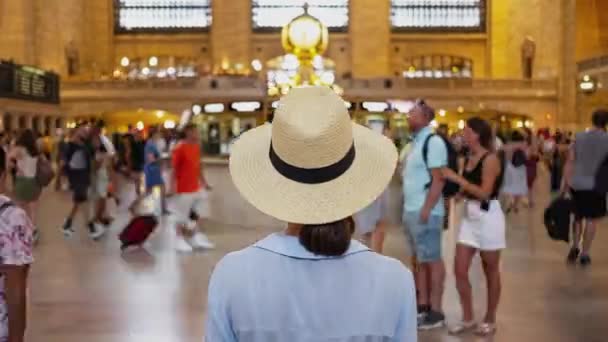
[1,0,608,341]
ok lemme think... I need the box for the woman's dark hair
[16,129,39,156]
[466,117,493,150]
[148,125,160,138]
[592,109,608,128]
[511,130,525,142]
[299,217,355,256]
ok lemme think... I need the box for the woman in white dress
[501,131,528,213]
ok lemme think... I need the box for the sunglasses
[407,99,429,116]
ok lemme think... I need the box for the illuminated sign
[362,102,389,112]
[0,62,60,104]
[231,101,262,112]
[204,103,225,113]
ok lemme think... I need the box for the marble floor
[25,166,608,341]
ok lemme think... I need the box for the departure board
[0,62,60,104]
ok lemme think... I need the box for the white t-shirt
[99,134,115,156]
[495,136,504,151]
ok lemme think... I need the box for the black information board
[0,62,60,104]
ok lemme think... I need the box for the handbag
[35,155,55,187]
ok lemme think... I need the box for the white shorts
[91,174,109,199]
[458,200,506,251]
[172,190,211,227]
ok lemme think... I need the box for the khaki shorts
[171,190,211,228]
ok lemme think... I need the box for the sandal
[474,322,497,336]
[448,321,476,335]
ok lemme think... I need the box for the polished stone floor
[25,165,608,341]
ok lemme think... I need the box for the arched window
[252,0,349,32]
[114,0,212,33]
[391,0,486,32]
[401,55,473,78]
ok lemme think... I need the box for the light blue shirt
[402,126,447,216]
[205,233,417,342]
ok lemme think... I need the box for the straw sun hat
[229,86,398,225]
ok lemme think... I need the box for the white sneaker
[88,222,106,240]
[190,232,215,249]
[175,236,194,252]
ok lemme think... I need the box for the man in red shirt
[171,124,214,252]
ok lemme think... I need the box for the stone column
[25,115,33,130]
[211,0,252,73]
[350,0,391,78]
[0,112,5,133]
[558,0,578,130]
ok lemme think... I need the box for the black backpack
[422,134,460,198]
[594,154,608,194]
[544,196,573,243]
[511,149,527,167]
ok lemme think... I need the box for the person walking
[205,86,416,342]
[502,131,528,213]
[523,128,540,207]
[61,123,105,239]
[171,124,214,252]
[563,109,608,266]
[54,131,69,191]
[130,125,168,215]
[441,118,505,336]
[0,147,35,342]
[9,130,43,241]
[90,120,115,227]
[402,99,447,329]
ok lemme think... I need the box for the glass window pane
[391,0,485,32]
[252,0,349,31]
[115,0,212,33]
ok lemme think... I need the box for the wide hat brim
[229,123,398,225]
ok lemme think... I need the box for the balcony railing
[578,55,608,73]
[63,76,556,92]
[341,77,557,91]
[62,76,265,91]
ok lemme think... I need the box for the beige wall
[576,0,608,61]
[350,0,391,78]
[211,0,251,73]
[0,0,36,65]
[490,0,562,79]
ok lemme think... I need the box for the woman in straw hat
[205,87,417,341]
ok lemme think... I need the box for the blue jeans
[403,211,443,262]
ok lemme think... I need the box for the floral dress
[0,195,34,341]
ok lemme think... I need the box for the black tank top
[462,153,502,200]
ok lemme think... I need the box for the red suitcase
[119,215,158,250]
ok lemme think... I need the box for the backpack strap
[422,134,438,189]
[421,134,436,169]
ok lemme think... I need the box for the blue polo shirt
[402,126,447,216]
[205,233,417,342]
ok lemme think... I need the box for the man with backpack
[402,99,455,330]
[61,122,105,239]
[562,109,608,266]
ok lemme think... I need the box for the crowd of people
[0,86,607,341]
